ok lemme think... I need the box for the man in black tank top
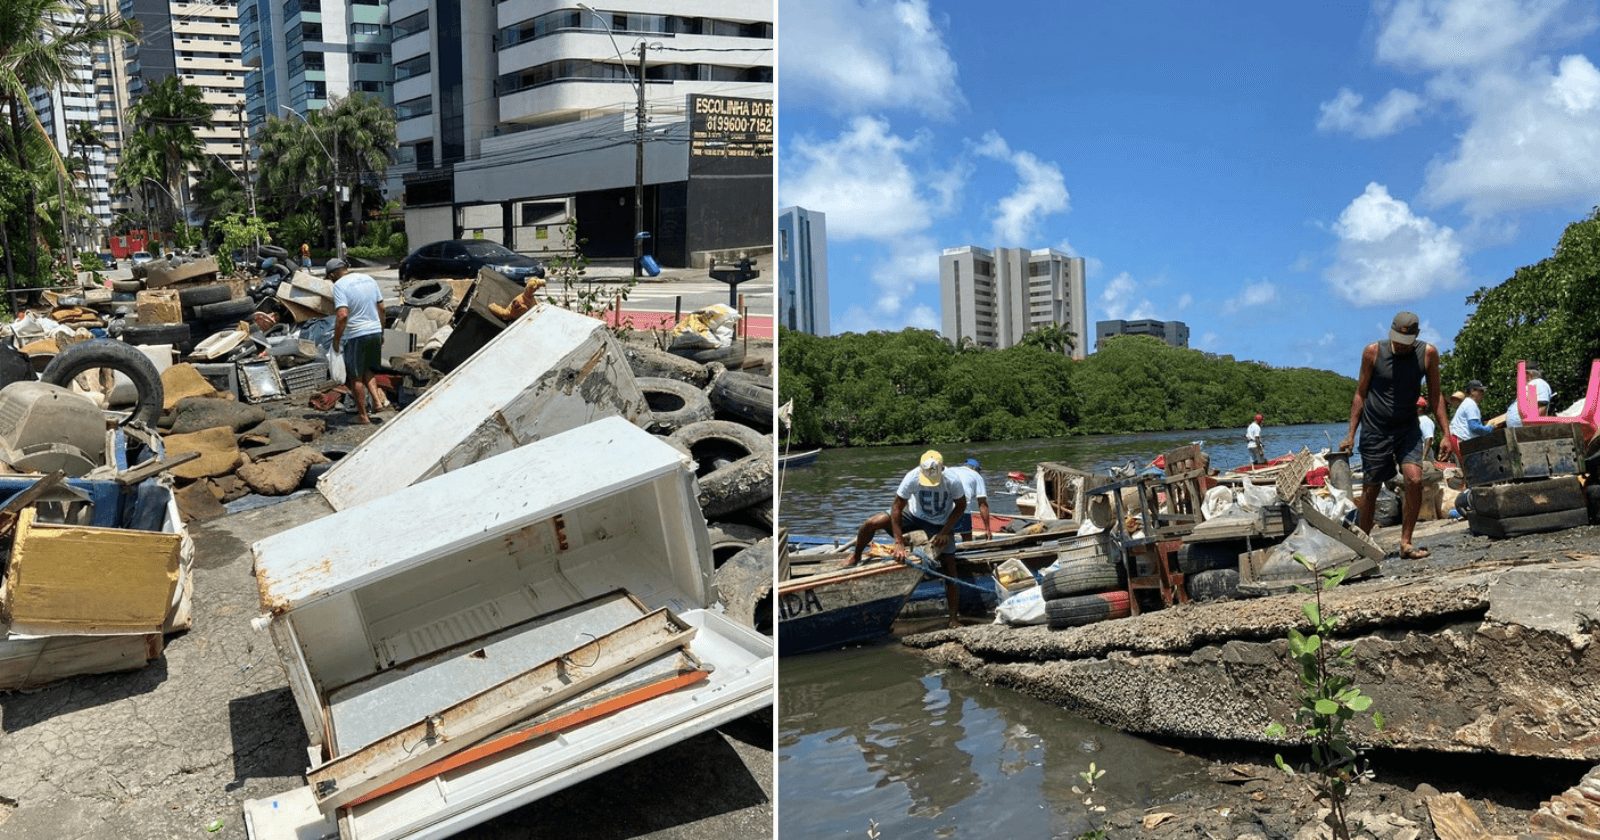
[1337,311,1453,559]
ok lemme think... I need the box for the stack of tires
[1040,554,1130,630]
[1177,539,1250,602]
[625,344,773,570]
[1459,426,1591,538]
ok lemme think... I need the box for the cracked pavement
[0,492,772,840]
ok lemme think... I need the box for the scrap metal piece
[238,359,287,404]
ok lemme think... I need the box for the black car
[399,239,546,283]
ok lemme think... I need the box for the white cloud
[779,0,964,119]
[1055,239,1104,278]
[1374,0,1596,71]
[1325,183,1467,305]
[1099,272,1157,321]
[1318,332,1338,347]
[907,305,939,330]
[974,132,1070,245]
[1316,87,1425,138]
[1225,280,1278,311]
[781,117,956,241]
[1199,331,1219,348]
[1422,55,1600,215]
[1177,293,1194,310]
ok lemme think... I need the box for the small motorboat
[776,560,926,656]
[779,448,821,469]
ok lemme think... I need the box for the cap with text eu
[1390,311,1420,346]
[918,450,945,487]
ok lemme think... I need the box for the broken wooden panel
[0,632,163,690]
[316,303,650,512]
[307,606,696,811]
[2,508,181,635]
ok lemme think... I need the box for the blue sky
[777,0,1600,377]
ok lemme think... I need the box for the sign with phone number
[689,95,773,159]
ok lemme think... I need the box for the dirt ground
[0,401,772,840]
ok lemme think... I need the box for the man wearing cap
[1246,414,1266,465]
[1450,380,1492,443]
[944,458,992,541]
[1504,366,1552,427]
[1338,311,1453,559]
[1416,398,1437,459]
[848,450,968,568]
[328,258,385,425]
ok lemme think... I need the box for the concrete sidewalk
[0,487,771,840]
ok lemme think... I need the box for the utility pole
[237,101,258,248]
[331,125,344,261]
[633,42,646,282]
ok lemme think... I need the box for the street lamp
[577,3,653,282]
[280,105,343,261]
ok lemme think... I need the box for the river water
[776,423,1348,838]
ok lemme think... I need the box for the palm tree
[323,93,395,243]
[1021,324,1078,356]
[127,75,208,233]
[0,0,135,281]
[114,129,166,237]
[67,119,104,248]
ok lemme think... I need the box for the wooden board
[0,632,163,690]
[1294,499,1385,562]
[1460,424,1586,487]
[2,508,182,635]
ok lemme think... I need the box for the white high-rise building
[778,206,828,335]
[940,246,1088,359]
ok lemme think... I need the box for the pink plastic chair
[1517,359,1600,441]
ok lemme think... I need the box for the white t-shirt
[1418,414,1435,441]
[1505,378,1552,427]
[1450,397,1481,439]
[943,466,987,505]
[896,467,963,522]
[1246,422,1262,446]
[332,272,384,340]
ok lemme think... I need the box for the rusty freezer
[243,417,773,840]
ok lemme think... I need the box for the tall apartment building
[1096,319,1189,351]
[940,246,1088,359]
[240,0,395,131]
[30,0,133,242]
[397,1,773,267]
[778,206,828,335]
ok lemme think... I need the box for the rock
[236,446,328,496]
[173,480,227,522]
[160,364,217,412]
[169,396,267,434]
[163,426,242,480]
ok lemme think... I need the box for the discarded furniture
[1458,417,1590,537]
[428,267,524,374]
[1023,462,1106,527]
[317,302,649,512]
[1088,477,1190,615]
[1516,359,1600,441]
[244,418,773,839]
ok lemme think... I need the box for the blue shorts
[888,510,948,538]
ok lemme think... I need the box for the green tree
[66,119,103,248]
[1444,208,1600,414]
[322,93,396,244]
[1020,323,1077,355]
[125,76,209,236]
[0,0,135,284]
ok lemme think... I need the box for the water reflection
[779,645,1208,839]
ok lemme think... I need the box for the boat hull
[777,562,924,656]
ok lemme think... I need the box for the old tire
[258,244,289,260]
[178,284,232,308]
[0,343,31,390]
[1186,568,1242,602]
[121,322,191,348]
[1467,507,1589,538]
[1040,557,1124,599]
[624,344,711,387]
[714,537,775,635]
[1045,591,1131,630]
[638,377,713,433]
[301,443,353,488]
[192,297,257,321]
[1176,540,1248,575]
[110,279,142,293]
[675,342,747,368]
[41,339,163,426]
[404,280,451,308]
[707,522,769,570]
[709,370,773,429]
[670,420,773,517]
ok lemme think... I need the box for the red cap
[1254,414,1263,421]
[1416,397,1428,408]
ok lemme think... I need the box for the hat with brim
[918,450,945,487]
[1390,311,1419,346]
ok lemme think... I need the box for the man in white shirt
[329,258,385,424]
[1505,366,1552,427]
[847,450,967,567]
[943,458,991,541]
[1245,414,1265,465]
[1416,398,1436,459]
[1449,380,1491,443]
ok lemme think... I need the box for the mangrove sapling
[1071,761,1108,840]
[1264,554,1385,840]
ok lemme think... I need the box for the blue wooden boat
[776,560,925,656]
[779,448,821,468]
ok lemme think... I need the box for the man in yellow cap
[847,449,967,566]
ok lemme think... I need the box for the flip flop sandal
[1400,544,1432,559]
